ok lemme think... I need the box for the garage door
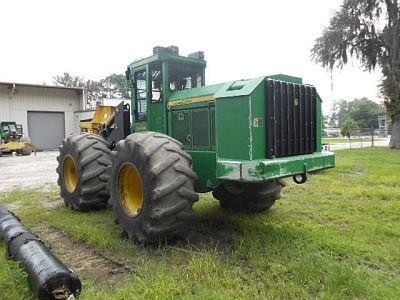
[27,111,65,150]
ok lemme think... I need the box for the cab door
[131,68,148,132]
[148,62,167,133]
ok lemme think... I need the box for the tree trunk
[389,116,400,149]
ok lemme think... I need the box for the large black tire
[110,132,199,243]
[212,179,286,213]
[56,133,111,211]
[21,148,32,156]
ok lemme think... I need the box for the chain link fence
[323,128,391,150]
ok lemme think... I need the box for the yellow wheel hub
[118,163,143,217]
[63,155,78,193]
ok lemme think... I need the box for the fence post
[371,128,374,147]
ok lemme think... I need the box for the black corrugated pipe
[0,204,81,300]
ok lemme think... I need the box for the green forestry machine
[0,121,35,156]
[56,46,335,243]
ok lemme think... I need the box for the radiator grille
[266,79,317,158]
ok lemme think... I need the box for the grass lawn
[0,147,399,299]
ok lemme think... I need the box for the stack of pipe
[0,204,81,300]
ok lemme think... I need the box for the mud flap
[0,204,81,299]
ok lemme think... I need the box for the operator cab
[126,46,206,133]
[1,122,22,142]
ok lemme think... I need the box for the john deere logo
[294,98,299,106]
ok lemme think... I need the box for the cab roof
[128,50,206,70]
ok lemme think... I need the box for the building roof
[0,81,84,92]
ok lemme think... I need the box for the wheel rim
[63,155,78,193]
[118,163,143,217]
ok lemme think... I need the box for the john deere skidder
[0,121,35,156]
[57,46,335,242]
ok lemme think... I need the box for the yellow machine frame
[80,106,117,134]
[0,141,36,155]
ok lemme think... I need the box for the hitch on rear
[293,173,308,184]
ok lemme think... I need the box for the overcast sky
[0,0,383,113]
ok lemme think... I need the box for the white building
[0,82,86,150]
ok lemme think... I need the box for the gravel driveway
[0,151,59,192]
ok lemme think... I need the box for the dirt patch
[35,226,134,286]
[178,217,237,253]
[42,198,64,210]
[6,203,22,211]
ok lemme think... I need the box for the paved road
[325,138,390,151]
[0,151,59,192]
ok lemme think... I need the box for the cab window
[134,70,147,121]
[150,62,163,102]
[169,64,204,92]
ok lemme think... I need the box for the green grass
[1,147,400,299]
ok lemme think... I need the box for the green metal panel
[214,77,264,99]
[169,83,223,102]
[169,77,264,104]
[216,151,335,182]
[132,122,148,132]
[210,107,216,150]
[148,62,167,134]
[169,101,215,111]
[192,108,210,150]
[150,107,166,133]
[215,78,266,161]
[216,95,251,160]
[172,110,191,148]
[248,82,266,160]
[187,150,217,192]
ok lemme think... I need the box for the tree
[311,0,400,149]
[329,99,352,126]
[322,114,329,128]
[329,97,384,128]
[347,97,385,128]
[53,72,129,108]
[84,79,104,108]
[341,118,359,138]
[53,73,102,107]
[53,72,84,87]
[101,74,129,98]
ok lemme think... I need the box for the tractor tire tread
[213,180,284,213]
[57,133,111,211]
[110,131,197,243]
